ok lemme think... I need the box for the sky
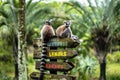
[30,0,96,6]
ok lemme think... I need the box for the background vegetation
[0,0,120,80]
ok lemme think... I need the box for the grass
[107,63,120,80]
[94,62,120,80]
[28,53,39,78]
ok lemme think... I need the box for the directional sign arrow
[33,37,80,48]
[30,72,76,80]
[47,37,80,48]
[33,50,78,59]
[47,50,78,59]
[36,61,74,71]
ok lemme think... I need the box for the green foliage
[107,74,120,80]
[0,71,12,80]
[107,51,120,63]
[113,51,120,63]
[0,39,13,63]
[106,63,120,80]
[0,61,14,80]
[28,54,34,64]
[107,53,115,63]
[75,55,97,80]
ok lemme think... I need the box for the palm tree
[0,1,19,79]
[63,0,120,80]
[17,0,28,80]
[0,0,54,79]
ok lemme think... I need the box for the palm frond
[87,0,98,21]
[64,1,95,26]
[26,0,32,9]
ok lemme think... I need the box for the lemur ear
[49,19,53,23]
[45,19,53,25]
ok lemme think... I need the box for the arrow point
[67,62,74,68]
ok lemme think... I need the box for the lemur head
[64,21,71,28]
[45,20,51,25]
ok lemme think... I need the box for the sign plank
[47,50,78,59]
[47,37,80,48]
[30,72,76,80]
[33,37,80,48]
[33,50,78,59]
[36,61,74,71]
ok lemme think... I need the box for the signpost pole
[50,47,57,74]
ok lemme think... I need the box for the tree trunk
[13,36,18,80]
[99,59,106,80]
[18,0,27,80]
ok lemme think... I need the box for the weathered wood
[48,50,78,59]
[47,37,79,48]
[36,61,74,71]
[33,49,78,59]
[30,72,76,80]
[33,37,80,48]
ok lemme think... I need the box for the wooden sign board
[33,37,80,48]
[36,61,74,71]
[47,37,80,48]
[47,50,78,59]
[30,72,76,80]
[33,50,78,59]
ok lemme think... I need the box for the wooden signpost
[31,36,80,80]
[30,72,76,80]
[36,61,74,71]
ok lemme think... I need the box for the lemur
[56,21,72,38]
[41,20,55,42]
[56,21,78,41]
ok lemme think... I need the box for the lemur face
[45,20,51,25]
[64,21,71,28]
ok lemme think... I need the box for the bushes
[107,54,115,63]
[107,51,120,63]
[75,55,97,80]
[0,54,12,62]
[0,71,12,80]
[107,74,120,80]
[114,51,120,63]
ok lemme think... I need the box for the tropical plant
[62,0,120,80]
[76,55,97,80]
[0,70,12,80]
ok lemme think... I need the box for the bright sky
[31,0,96,6]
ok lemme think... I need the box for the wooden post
[50,47,57,74]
